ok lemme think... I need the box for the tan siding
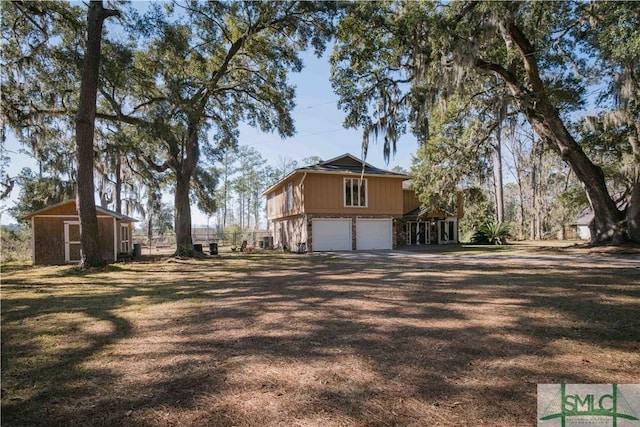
[272,215,307,251]
[33,217,65,264]
[33,216,121,264]
[403,189,420,214]
[266,174,304,220]
[304,174,404,215]
[44,202,78,216]
[98,217,115,260]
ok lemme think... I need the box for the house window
[344,178,367,207]
[287,183,293,211]
[120,224,130,253]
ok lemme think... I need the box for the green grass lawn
[2,246,639,426]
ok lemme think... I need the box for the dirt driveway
[2,246,639,426]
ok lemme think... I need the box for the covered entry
[403,215,459,246]
[406,221,428,245]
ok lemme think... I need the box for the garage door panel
[356,219,392,250]
[312,219,352,251]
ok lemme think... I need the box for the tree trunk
[254,191,260,231]
[173,122,199,256]
[627,133,640,243]
[530,155,538,240]
[493,132,504,224]
[516,175,525,239]
[500,20,624,244]
[75,1,118,268]
[146,186,157,245]
[527,108,623,243]
[174,171,193,256]
[115,155,122,213]
[629,181,640,243]
[99,184,110,208]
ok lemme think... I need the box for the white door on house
[312,218,352,251]
[64,222,82,263]
[437,219,457,244]
[356,218,393,250]
[407,221,428,245]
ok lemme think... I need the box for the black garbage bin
[193,244,203,253]
[263,236,272,249]
[133,243,141,258]
[209,242,218,255]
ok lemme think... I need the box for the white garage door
[356,218,393,250]
[312,219,352,251]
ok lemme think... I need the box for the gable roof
[263,153,410,195]
[22,200,137,222]
[299,153,409,176]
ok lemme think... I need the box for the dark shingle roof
[263,153,410,195]
[297,153,410,177]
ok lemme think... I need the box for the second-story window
[287,183,293,211]
[344,178,367,207]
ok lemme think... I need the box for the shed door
[356,218,393,250]
[312,219,352,251]
[120,224,130,253]
[64,222,82,263]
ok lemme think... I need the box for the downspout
[300,172,308,251]
[300,172,308,212]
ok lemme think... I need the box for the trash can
[133,243,142,258]
[258,240,264,249]
[209,242,218,255]
[193,244,203,253]
[263,236,273,250]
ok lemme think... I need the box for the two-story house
[263,153,462,252]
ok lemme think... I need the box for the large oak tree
[331,1,638,243]
[99,1,337,255]
[2,0,118,266]
[75,0,119,267]
[3,1,337,257]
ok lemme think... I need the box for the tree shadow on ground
[1,253,639,426]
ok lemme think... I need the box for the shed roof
[22,200,138,222]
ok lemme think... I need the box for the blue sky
[238,49,417,170]
[1,48,418,225]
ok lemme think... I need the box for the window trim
[344,177,367,208]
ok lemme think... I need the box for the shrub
[471,222,511,245]
[1,225,32,263]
